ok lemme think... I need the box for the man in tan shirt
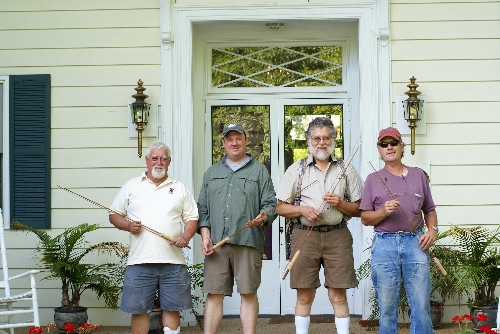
[276,117,363,334]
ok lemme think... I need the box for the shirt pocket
[411,193,424,215]
[207,175,229,198]
[234,175,259,197]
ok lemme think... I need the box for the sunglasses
[377,140,400,148]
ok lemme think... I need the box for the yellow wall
[390,0,500,227]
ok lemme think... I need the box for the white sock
[335,316,350,334]
[295,315,310,334]
[163,326,180,334]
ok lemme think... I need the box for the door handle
[279,226,284,233]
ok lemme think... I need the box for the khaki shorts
[289,226,358,289]
[203,243,262,296]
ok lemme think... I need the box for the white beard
[151,166,166,179]
[308,141,335,161]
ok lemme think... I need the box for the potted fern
[14,222,128,333]
[444,224,500,328]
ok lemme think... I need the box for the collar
[141,171,175,187]
[221,153,253,164]
[307,154,336,166]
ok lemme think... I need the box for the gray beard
[151,167,166,179]
[308,142,334,161]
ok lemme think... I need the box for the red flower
[477,313,488,322]
[479,325,493,333]
[62,322,75,332]
[462,314,474,322]
[452,315,462,324]
[28,326,43,334]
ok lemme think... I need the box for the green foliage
[212,46,342,88]
[13,221,128,310]
[184,262,204,329]
[284,105,343,171]
[429,232,466,304]
[444,225,500,307]
[187,263,204,318]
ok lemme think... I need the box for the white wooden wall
[0,0,161,326]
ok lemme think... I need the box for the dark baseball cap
[222,123,246,136]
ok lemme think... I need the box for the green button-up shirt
[197,155,277,253]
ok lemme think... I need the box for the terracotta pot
[54,307,88,334]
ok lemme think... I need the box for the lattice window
[212,46,342,88]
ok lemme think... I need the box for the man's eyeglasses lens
[151,156,168,162]
[312,136,332,143]
[378,140,400,148]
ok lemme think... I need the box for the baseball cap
[378,127,401,141]
[222,123,246,136]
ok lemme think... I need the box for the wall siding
[0,1,161,326]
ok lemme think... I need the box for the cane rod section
[433,257,448,276]
[159,232,174,242]
[213,237,230,250]
[281,269,290,280]
[282,250,301,280]
[288,249,300,270]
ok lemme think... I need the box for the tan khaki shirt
[276,155,363,226]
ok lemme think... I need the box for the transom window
[211,46,343,88]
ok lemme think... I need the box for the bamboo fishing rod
[212,180,319,250]
[282,139,362,280]
[57,185,191,249]
[366,162,447,277]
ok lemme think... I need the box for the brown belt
[293,220,347,232]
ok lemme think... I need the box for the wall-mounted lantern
[130,79,150,158]
[403,76,424,155]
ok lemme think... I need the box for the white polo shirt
[110,172,199,265]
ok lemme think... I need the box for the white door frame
[160,0,391,319]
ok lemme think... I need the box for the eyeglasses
[377,140,400,148]
[150,155,169,162]
[311,136,332,144]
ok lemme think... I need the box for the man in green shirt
[198,123,277,334]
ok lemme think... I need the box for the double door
[205,98,362,315]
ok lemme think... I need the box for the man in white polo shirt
[110,142,198,334]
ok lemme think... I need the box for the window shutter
[9,74,51,228]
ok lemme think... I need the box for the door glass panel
[283,104,343,259]
[211,105,273,260]
[212,46,342,88]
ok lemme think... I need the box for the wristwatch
[430,225,439,233]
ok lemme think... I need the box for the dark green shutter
[9,74,51,228]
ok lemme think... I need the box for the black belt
[293,220,347,232]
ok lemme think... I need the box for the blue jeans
[371,231,434,334]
